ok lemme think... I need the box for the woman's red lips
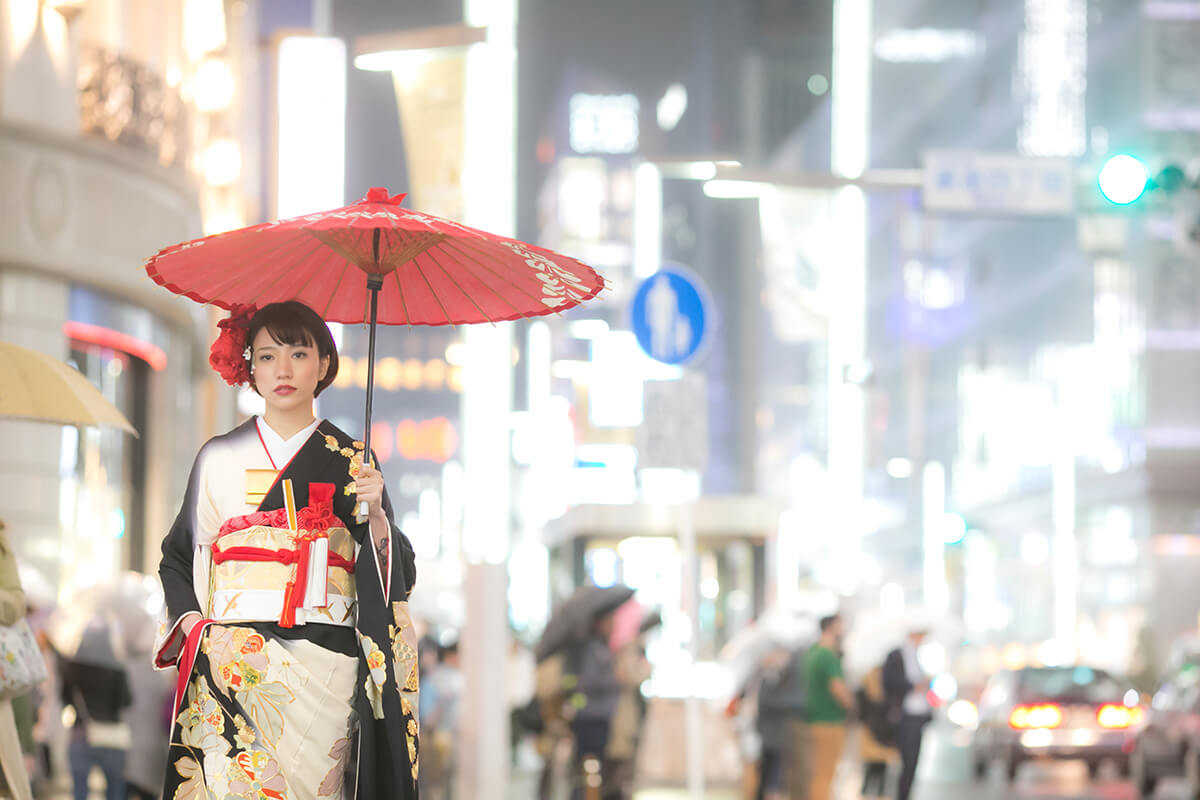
[274,385,296,395]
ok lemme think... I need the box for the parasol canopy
[0,341,136,435]
[144,187,606,326]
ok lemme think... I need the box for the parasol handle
[359,271,383,522]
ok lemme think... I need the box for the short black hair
[247,301,339,396]
[819,614,841,632]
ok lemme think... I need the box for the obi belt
[210,482,356,627]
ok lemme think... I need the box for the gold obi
[209,524,357,627]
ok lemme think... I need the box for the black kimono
[155,418,419,800]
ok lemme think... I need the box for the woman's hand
[355,462,385,517]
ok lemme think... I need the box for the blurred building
[0,0,257,596]
[858,0,1200,679]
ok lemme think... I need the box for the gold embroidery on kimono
[244,469,279,505]
[392,601,421,779]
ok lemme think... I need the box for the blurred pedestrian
[534,651,569,800]
[804,614,852,800]
[59,621,132,800]
[565,610,621,800]
[856,665,899,800]
[508,634,539,768]
[0,521,34,800]
[155,302,419,799]
[603,629,653,800]
[883,627,932,800]
[423,641,463,800]
[754,645,806,800]
[722,676,761,800]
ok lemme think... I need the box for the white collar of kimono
[255,416,321,470]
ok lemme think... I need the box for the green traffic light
[1098,155,1149,205]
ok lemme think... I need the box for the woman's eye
[293,351,307,359]
[258,354,273,362]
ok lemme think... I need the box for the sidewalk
[46,770,741,800]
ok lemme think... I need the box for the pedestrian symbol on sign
[646,274,693,362]
[631,266,712,366]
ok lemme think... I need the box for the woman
[0,522,33,800]
[155,302,419,800]
[856,665,899,800]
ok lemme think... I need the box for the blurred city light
[941,512,968,545]
[567,319,610,340]
[702,178,766,199]
[930,671,957,701]
[183,0,227,61]
[1017,0,1087,157]
[569,93,639,155]
[886,457,913,479]
[1098,154,1150,205]
[202,138,241,186]
[874,28,983,63]
[192,57,234,112]
[656,82,688,131]
[354,48,433,74]
[947,699,979,730]
[202,210,245,235]
[276,36,346,218]
[633,162,662,278]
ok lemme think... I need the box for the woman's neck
[260,407,317,440]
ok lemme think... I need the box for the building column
[0,267,68,592]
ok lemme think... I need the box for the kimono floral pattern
[323,435,366,497]
[166,625,354,800]
[359,632,388,720]
[206,627,295,749]
[319,737,352,797]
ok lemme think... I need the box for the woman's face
[250,327,329,412]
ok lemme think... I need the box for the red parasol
[146,187,606,502]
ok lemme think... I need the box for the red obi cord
[212,483,355,627]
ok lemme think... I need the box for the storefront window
[59,344,148,591]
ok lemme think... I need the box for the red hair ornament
[208,304,257,386]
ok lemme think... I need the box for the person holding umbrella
[141,186,605,800]
[534,584,633,800]
[154,301,419,799]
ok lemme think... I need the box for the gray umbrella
[47,572,163,666]
[536,584,635,662]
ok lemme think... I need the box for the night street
[906,724,1158,800]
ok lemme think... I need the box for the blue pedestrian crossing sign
[630,266,713,365]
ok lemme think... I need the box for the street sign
[630,265,713,365]
[922,150,1075,215]
[637,373,708,471]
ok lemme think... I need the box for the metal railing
[77,44,189,169]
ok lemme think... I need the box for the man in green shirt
[805,614,853,800]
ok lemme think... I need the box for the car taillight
[1009,704,1064,729]
[1097,704,1144,729]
